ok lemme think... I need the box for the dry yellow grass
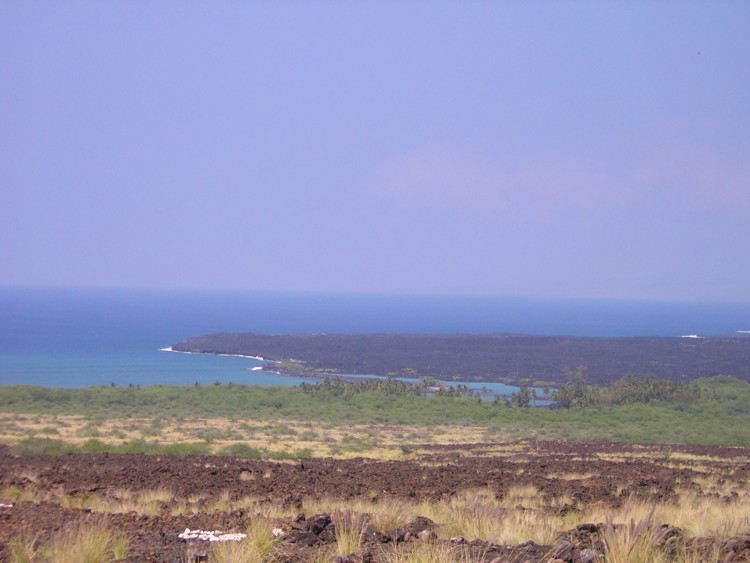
[413,486,562,545]
[583,490,750,542]
[210,517,280,563]
[303,496,414,533]
[8,533,38,563]
[25,413,744,466]
[8,519,129,563]
[0,413,512,460]
[546,471,597,481]
[6,479,749,562]
[304,489,569,547]
[57,487,174,516]
[596,512,666,563]
[378,541,476,563]
[331,510,369,556]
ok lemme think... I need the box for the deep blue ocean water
[1,287,748,389]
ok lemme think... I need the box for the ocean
[1,286,749,389]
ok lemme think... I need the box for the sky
[2,2,749,302]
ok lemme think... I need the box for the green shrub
[267,448,312,460]
[217,443,263,458]
[602,374,699,405]
[1,376,749,448]
[10,437,72,456]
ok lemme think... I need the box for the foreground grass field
[5,483,750,562]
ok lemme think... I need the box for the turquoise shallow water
[1,348,307,388]
[1,287,748,389]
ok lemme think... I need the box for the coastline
[160,346,268,363]
[170,332,750,386]
[161,345,532,397]
[7,288,749,389]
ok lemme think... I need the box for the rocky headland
[171,333,750,386]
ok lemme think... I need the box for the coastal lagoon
[2,286,749,389]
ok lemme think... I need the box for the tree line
[300,368,699,408]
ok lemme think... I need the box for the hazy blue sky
[3,3,749,301]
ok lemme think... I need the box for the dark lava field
[172,333,750,385]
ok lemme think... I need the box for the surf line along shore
[161,345,377,385]
[162,341,539,398]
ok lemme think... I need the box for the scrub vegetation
[0,375,748,449]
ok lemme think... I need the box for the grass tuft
[379,541,464,563]
[597,510,666,563]
[8,534,38,563]
[210,517,280,562]
[332,510,368,556]
[41,520,128,563]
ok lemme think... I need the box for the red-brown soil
[1,441,749,562]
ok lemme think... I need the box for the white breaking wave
[680,335,702,338]
[217,353,266,361]
[160,347,267,362]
